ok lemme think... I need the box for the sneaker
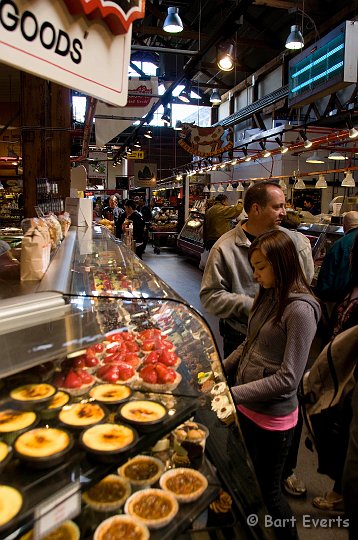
[283,473,307,497]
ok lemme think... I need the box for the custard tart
[0,485,22,528]
[81,423,137,455]
[14,427,73,467]
[89,384,131,405]
[10,384,56,409]
[20,520,80,540]
[58,403,106,429]
[118,400,167,430]
[0,409,37,444]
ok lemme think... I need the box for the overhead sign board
[288,20,358,107]
[0,0,145,106]
[127,151,144,159]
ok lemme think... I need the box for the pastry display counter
[177,210,205,259]
[0,225,271,540]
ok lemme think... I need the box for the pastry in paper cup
[159,467,208,503]
[124,488,178,529]
[118,455,164,487]
[94,515,149,540]
[82,474,131,512]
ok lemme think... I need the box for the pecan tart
[124,488,178,529]
[159,467,208,502]
[94,515,149,540]
[82,474,131,512]
[118,455,164,487]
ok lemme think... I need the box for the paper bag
[20,227,51,281]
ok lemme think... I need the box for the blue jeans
[238,411,299,540]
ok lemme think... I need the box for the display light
[341,171,355,187]
[163,7,183,33]
[315,174,328,188]
[275,137,289,154]
[226,183,233,192]
[285,25,304,50]
[144,129,153,139]
[259,141,271,157]
[299,131,312,148]
[242,146,252,162]
[306,151,325,164]
[328,151,348,160]
[209,184,217,192]
[210,89,221,105]
[178,82,191,103]
[217,42,235,71]
[236,182,244,192]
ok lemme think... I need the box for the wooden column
[21,73,71,217]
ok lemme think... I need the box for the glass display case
[177,210,205,259]
[297,222,344,284]
[0,225,271,540]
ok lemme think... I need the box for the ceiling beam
[135,25,205,41]
[253,0,296,8]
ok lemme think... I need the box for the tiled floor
[144,247,348,540]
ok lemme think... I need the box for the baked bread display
[0,485,23,527]
[81,423,136,454]
[94,515,149,540]
[82,474,131,512]
[118,400,167,428]
[124,488,178,529]
[118,455,164,487]
[0,409,38,443]
[20,520,80,540]
[89,383,131,405]
[58,403,106,429]
[14,427,73,466]
[159,467,208,502]
[10,384,56,409]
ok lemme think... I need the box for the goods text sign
[0,0,145,105]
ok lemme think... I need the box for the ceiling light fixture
[328,150,348,160]
[217,41,235,71]
[294,176,306,189]
[242,146,252,162]
[341,170,355,187]
[161,106,171,124]
[226,183,233,192]
[275,137,289,154]
[315,174,327,188]
[236,182,244,192]
[174,121,182,131]
[285,24,304,50]
[210,89,221,105]
[217,183,225,192]
[163,7,183,33]
[203,185,210,193]
[306,151,325,164]
[133,138,141,148]
[144,129,153,139]
[299,130,312,148]
[210,184,217,193]
[259,141,271,157]
[178,82,191,103]
[346,117,358,139]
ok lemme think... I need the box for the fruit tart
[94,515,149,540]
[53,368,95,397]
[82,474,131,512]
[124,488,178,529]
[138,363,181,392]
[96,363,136,385]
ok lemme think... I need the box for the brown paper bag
[20,226,51,281]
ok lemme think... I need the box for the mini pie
[47,391,70,410]
[20,520,80,540]
[82,474,131,512]
[58,403,106,428]
[0,485,23,527]
[124,488,178,529]
[94,515,149,540]
[119,400,167,425]
[81,423,135,453]
[0,441,10,463]
[159,467,208,502]
[118,455,164,486]
[15,428,71,459]
[89,384,131,404]
[0,409,37,433]
[10,384,56,403]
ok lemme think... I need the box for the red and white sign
[0,0,145,106]
[95,77,158,147]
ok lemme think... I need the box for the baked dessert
[118,400,167,428]
[83,474,131,512]
[94,515,149,540]
[0,409,37,443]
[41,391,70,419]
[58,403,106,429]
[118,455,164,487]
[138,363,181,392]
[172,421,209,468]
[14,428,72,465]
[124,488,178,529]
[0,485,23,527]
[53,369,95,397]
[20,520,80,540]
[89,384,131,405]
[81,423,136,454]
[159,467,208,502]
[10,383,56,408]
[0,441,12,472]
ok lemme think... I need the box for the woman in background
[224,230,321,539]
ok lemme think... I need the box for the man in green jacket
[203,194,243,250]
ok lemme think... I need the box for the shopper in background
[224,230,320,540]
[203,194,242,250]
[122,199,146,259]
[136,197,152,253]
[102,195,124,238]
[303,196,320,215]
[316,211,358,303]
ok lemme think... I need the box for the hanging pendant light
[174,121,182,130]
[144,129,153,139]
[163,7,183,33]
[217,42,235,71]
[341,171,355,187]
[226,183,233,192]
[279,179,287,191]
[315,174,327,188]
[236,182,244,192]
[210,89,221,105]
[203,185,210,193]
[242,146,252,161]
[210,184,217,193]
[294,176,306,189]
[248,181,255,188]
[275,137,289,154]
[299,131,312,148]
[178,82,191,103]
[328,151,348,160]
[259,141,271,157]
[217,183,225,192]
[285,25,304,50]
[306,151,325,164]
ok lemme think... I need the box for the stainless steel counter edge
[37,227,77,294]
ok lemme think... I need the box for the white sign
[34,482,81,538]
[0,0,136,106]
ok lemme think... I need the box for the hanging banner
[0,0,145,106]
[87,152,107,180]
[133,163,157,187]
[178,123,233,157]
[95,77,158,147]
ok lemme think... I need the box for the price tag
[34,482,81,538]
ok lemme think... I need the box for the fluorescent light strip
[291,43,344,79]
[291,61,343,93]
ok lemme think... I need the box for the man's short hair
[243,181,281,213]
[125,199,136,210]
[215,194,228,203]
[343,211,358,232]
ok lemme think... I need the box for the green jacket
[203,202,242,247]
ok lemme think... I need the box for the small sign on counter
[34,482,81,538]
